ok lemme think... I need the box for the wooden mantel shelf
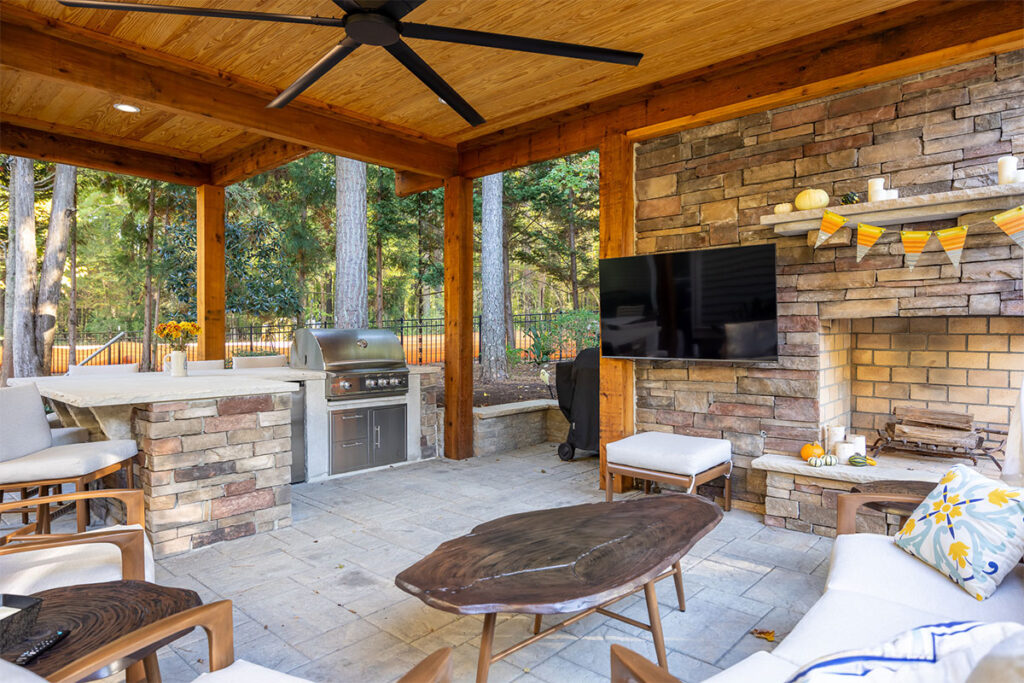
[761,183,1024,236]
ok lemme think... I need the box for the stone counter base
[134,393,292,557]
[764,471,900,537]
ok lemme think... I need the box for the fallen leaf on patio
[541,469,547,473]
[751,629,775,642]
[337,564,345,569]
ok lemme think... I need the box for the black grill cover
[555,347,600,453]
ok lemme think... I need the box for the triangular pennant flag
[992,205,1024,248]
[856,224,885,262]
[935,226,969,268]
[900,230,932,270]
[815,210,847,248]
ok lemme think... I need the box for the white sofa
[704,503,1024,682]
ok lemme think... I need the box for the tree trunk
[34,164,77,376]
[568,187,579,310]
[11,156,40,377]
[502,204,514,353]
[1,174,16,385]
[68,206,77,370]
[375,231,384,327]
[416,213,425,363]
[334,156,368,329]
[481,173,508,381]
[296,204,308,328]
[140,180,156,371]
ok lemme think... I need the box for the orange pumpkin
[800,442,825,461]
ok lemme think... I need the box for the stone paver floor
[148,443,831,682]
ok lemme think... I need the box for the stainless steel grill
[291,328,410,400]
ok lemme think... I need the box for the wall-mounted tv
[599,244,777,362]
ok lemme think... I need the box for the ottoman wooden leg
[724,473,732,512]
[606,469,614,502]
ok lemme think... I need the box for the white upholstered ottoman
[605,432,732,510]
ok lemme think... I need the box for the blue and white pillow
[787,621,1024,682]
[894,465,1024,600]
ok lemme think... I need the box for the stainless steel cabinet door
[371,405,407,467]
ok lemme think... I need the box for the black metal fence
[35,312,582,373]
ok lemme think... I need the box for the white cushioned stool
[605,432,732,509]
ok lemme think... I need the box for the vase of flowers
[156,321,201,377]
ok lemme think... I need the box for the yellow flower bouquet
[156,321,201,352]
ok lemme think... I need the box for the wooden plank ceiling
[1,0,1019,185]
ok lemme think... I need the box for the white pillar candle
[867,178,886,202]
[998,156,1019,185]
[827,425,846,453]
[850,434,867,456]
[835,442,857,464]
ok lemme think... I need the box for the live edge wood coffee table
[396,495,723,682]
[1,580,201,681]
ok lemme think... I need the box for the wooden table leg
[533,614,542,635]
[143,652,162,682]
[605,470,614,502]
[76,478,89,532]
[477,613,496,683]
[672,560,685,611]
[643,581,668,668]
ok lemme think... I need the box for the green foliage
[553,309,599,352]
[525,323,560,365]
[506,343,525,368]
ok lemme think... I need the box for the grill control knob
[340,380,351,390]
[366,379,377,388]
[389,378,400,386]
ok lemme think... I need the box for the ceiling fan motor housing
[344,13,400,46]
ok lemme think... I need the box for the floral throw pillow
[895,465,1024,600]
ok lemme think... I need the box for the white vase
[169,350,187,377]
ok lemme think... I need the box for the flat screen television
[599,244,777,361]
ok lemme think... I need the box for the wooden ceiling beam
[395,171,445,197]
[0,123,212,186]
[458,0,1024,177]
[0,11,458,178]
[211,138,313,186]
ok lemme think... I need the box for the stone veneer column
[134,393,292,557]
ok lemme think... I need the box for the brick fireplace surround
[631,51,1023,527]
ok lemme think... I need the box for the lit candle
[998,156,1019,185]
[868,178,886,202]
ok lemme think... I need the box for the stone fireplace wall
[633,52,1023,511]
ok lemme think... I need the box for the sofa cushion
[787,621,1024,683]
[232,355,287,369]
[701,651,796,683]
[966,629,1024,682]
[0,385,52,462]
[0,659,46,682]
[0,439,137,485]
[66,362,139,375]
[194,660,310,682]
[606,431,731,476]
[830,533,1024,623]
[50,426,90,446]
[893,465,1024,600]
[772,590,947,666]
[0,524,155,595]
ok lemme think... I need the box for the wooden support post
[598,134,635,493]
[443,176,474,460]
[196,184,226,361]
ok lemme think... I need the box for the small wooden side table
[1,580,201,681]
[850,480,935,527]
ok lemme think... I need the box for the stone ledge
[474,399,558,420]
[752,451,1001,484]
[761,182,1024,236]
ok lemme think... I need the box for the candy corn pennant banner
[815,210,847,248]
[900,230,931,270]
[935,226,969,268]
[856,224,885,262]
[992,205,1024,248]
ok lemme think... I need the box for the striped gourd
[849,454,869,467]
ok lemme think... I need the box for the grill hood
[291,328,407,372]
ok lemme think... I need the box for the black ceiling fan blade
[267,38,360,109]
[329,0,369,13]
[57,0,345,27]
[384,40,484,126]
[401,23,643,66]
[379,0,427,21]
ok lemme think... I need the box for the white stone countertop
[181,367,326,381]
[9,374,299,408]
[752,451,1002,484]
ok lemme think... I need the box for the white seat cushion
[0,439,137,484]
[195,660,311,682]
[66,362,139,375]
[0,659,47,682]
[606,431,731,476]
[828,533,1024,624]
[232,355,287,369]
[0,524,155,595]
[50,426,90,446]
[772,589,948,666]
[702,651,797,683]
[0,384,53,461]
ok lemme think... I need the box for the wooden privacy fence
[4,313,588,374]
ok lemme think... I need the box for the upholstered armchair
[0,489,155,594]
[0,385,138,533]
[0,600,454,683]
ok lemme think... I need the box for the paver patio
[150,443,831,682]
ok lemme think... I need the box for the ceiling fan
[57,0,644,126]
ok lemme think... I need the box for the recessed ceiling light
[113,103,140,113]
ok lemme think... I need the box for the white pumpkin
[773,203,794,215]
[794,189,830,211]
